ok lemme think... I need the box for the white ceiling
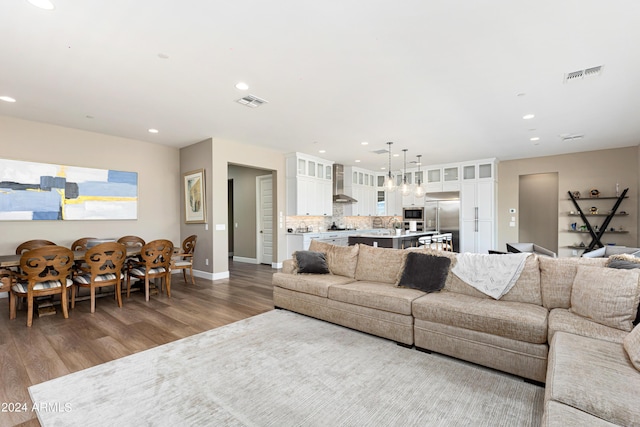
[2,0,640,171]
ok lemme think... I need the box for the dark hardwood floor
[0,261,276,427]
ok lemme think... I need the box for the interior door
[257,175,273,265]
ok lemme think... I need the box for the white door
[257,175,273,265]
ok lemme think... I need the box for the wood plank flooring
[0,261,276,427]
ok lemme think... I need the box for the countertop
[287,229,387,237]
[350,231,437,239]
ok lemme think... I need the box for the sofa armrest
[282,259,296,274]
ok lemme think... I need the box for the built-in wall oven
[403,207,424,221]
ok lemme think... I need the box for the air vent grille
[563,65,603,83]
[371,149,389,155]
[236,94,268,108]
[560,134,585,142]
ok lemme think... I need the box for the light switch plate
[215,224,225,231]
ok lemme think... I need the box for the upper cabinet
[285,153,334,216]
[344,166,377,216]
[425,163,461,192]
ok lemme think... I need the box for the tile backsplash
[286,206,400,232]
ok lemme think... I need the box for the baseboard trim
[232,256,258,264]
[272,262,283,269]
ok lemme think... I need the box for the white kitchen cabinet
[344,167,377,216]
[285,153,333,216]
[460,159,497,253]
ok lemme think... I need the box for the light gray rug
[30,310,544,426]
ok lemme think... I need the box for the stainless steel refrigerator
[424,191,460,252]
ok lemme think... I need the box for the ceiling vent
[560,134,585,142]
[236,94,268,108]
[371,149,389,155]
[563,65,603,83]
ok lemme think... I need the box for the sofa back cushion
[308,240,359,278]
[570,265,640,332]
[539,257,608,309]
[441,252,542,305]
[354,244,407,284]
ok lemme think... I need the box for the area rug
[29,310,544,426]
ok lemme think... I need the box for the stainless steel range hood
[332,164,357,203]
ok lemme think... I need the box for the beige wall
[0,116,181,254]
[498,146,639,257]
[179,139,214,276]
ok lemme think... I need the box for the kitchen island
[348,231,437,249]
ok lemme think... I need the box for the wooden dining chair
[0,268,13,313]
[126,239,173,302]
[9,245,74,327]
[16,239,56,255]
[117,235,145,248]
[71,237,96,251]
[72,242,126,313]
[171,235,197,285]
[70,237,96,275]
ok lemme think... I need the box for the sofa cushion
[354,244,407,285]
[546,332,640,427]
[624,324,640,372]
[397,252,450,293]
[412,291,548,344]
[293,251,330,274]
[539,257,608,310]
[543,399,620,427]
[272,272,355,298]
[443,253,542,305]
[308,240,359,278]
[548,308,627,344]
[570,265,640,332]
[328,281,425,315]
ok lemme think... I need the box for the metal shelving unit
[567,188,629,253]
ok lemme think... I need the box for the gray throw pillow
[294,251,330,274]
[398,252,450,293]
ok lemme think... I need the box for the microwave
[403,207,424,221]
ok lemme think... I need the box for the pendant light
[384,142,396,191]
[414,154,425,199]
[400,149,411,196]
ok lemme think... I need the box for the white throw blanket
[452,253,530,299]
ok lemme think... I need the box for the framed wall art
[183,169,206,223]
[0,158,138,221]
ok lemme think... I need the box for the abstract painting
[0,158,138,220]
[183,168,206,223]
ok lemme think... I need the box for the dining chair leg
[182,269,187,284]
[115,281,122,308]
[71,285,76,309]
[26,296,34,327]
[9,292,16,320]
[90,287,96,313]
[126,274,132,298]
[189,267,195,285]
[166,274,171,298]
[60,288,69,319]
[144,277,150,302]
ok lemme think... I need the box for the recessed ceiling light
[523,114,535,120]
[26,0,55,10]
[381,167,387,170]
[361,141,369,146]
[235,82,249,91]
[318,150,326,154]
[355,160,361,163]
[148,128,159,134]
[530,137,540,141]
[0,96,16,103]
[393,154,399,157]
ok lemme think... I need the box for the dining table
[0,247,141,268]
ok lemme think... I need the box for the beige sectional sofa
[272,242,640,426]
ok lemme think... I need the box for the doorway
[518,173,559,253]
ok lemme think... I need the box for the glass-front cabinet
[285,153,334,216]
